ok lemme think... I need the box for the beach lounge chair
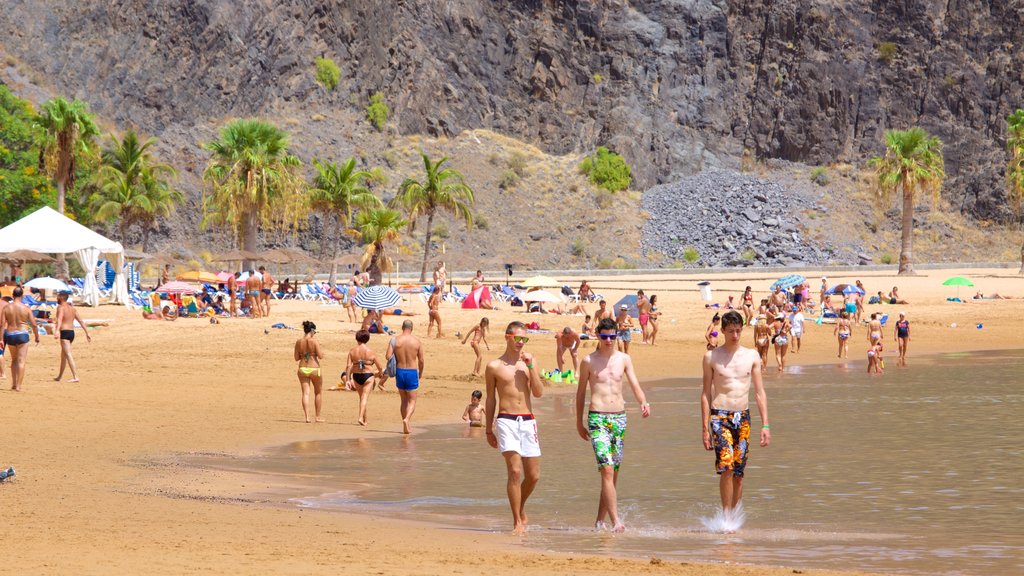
[446,286,468,304]
[499,285,523,306]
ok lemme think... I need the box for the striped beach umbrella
[352,284,401,310]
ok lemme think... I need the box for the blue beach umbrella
[352,284,401,310]
[612,294,639,318]
[770,274,806,291]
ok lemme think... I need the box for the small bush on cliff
[877,42,897,64]
[810,166,829,185]
[365,92,388,132]
[578,146,631,192]
[499,169,519,190]
[315,57,341,90]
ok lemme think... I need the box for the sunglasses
[598,333,618,341]
[512,336,530,344]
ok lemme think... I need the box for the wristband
[762,424,770,429]
[527,363,534,369]
[641,402,650,407]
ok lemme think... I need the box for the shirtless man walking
[54,291,91,382]
[244,271,262,318]
[593,299,612,323]
[258,266,277,317]
[575,318,650,531]
[555,327,581,375]
[485,321,544,534]
[701,310,770,518]
[393,320,425,434]
[636,290,652,344]
[0,287,40,391]
[227,272,239,316]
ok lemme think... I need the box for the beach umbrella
[352,284,401,310]
[23,276,71,292]
[215,271,234,283]
[176,270,220,283]
[155,281,199,294]
[942,276,974,299]
[0,249,55,264]
[770,274,805,291]
[827,283,863,296]
[521,275,560,288]
[518,289,562,304]
[612,294,639,318]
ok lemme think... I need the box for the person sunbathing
[973,291,1015,300]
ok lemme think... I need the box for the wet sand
[1,266,1021,575]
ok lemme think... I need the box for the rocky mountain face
[1,0,1021,257]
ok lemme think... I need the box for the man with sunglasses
[701,310,770,521]
[575,318,650,532]
[484,321,544,534]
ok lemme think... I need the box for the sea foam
[699,502,746,533]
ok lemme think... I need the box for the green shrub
[877,42,897,64]
[365,91,389,131]
[506,152,528,177]
[314,57,341,90]
[571,239,587,257]
[810,166,829,186]
[683,246,700,263]
[579,146,631,192]
[498,169,519,190]
[741,248,757,261]
[475,214,489,230]
[592,73,604,85]
[880,253,894,265]
[432,222,450,240]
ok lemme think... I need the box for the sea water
[191,350,1024,575]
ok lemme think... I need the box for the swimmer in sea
[835,311,852,358]
[463,390,485,427]
[867,341,884,374]
[294,320,324,423]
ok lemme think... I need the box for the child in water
[462,390,484,427]
[461,317,490,375]
[867,341,884,374]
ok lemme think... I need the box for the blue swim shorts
[395,368,419,391]
[845,302,857,314]
[3,330,30,346]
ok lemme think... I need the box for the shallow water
[191,350,1024,575]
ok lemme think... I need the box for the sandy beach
[2,266,1021,575]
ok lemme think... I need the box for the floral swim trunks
[709,408,751,477]
[588,411,627,470]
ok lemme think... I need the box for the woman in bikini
[461,317,490,375]
[346,329,384,426]
[704,312,721,350]
[835,311,852,358]
[741,286,754,325]
[427,289,443,338]
[753,314,772,374]
[771,313,791,372]
[294,320,324,423]
[648,295,661,345]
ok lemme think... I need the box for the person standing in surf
[701,310,770,520]
[575,318,650,532]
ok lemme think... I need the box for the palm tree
[354,207,407,285]
[310,158,382,284]
[391,152,474,282]
[89,129,180,247]
[868,127,945,275]
[202,119,306,269]
[1006,108,1024,274]
[34,97,100,276]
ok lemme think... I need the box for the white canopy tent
[0,206,128,306]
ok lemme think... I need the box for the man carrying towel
[485,321,544,534]
[0,287,40,391]
[393,319,424,434]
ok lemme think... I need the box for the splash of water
[699,502,746,533]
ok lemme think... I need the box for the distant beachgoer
[581,315,594,338]
[578,280,593,302]
[433,261,446,293]
[888,286,909,304]
[752,314,771,374]
[393,320,424,434]
[259,266,277,317]
[647,295,661,346]
[843,290,858,322]
[636,290,651,344]
[11,263,22,284]
[0,297,7,380]
[575,317,650,532]
[758,298,770,319]
[867,313,883,346]
[161,264,170,287]
[227,272,239,316]
[894,312,910,366]
[835,311,852,358]
[867,341,884,374]
[472,270,485,291]
[973,291,1015,299]
[593,300,612,323]
[294,320,324,423]
[463,390,484,427]
[346,329,383,426]
[1,287,40,391]
[701,310,770,518]
[555,326,581,375]
[789,305,805,353]
[352,269,365,288]
[244,271,262,318]
[462,317,490,375]
[484,320,543,534]
[770,286,787,311]
[705,313,721,350]
[771,313,790,372]
[819,277,828,304]
[344,277,359,322]
[741,286,754,325]
[53,291,91,383]
[427,289,443,338]
[615,305,633,354]
[279,278,293,296]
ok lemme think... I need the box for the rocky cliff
[1,0,1021,255]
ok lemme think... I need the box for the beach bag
[385,337,397,377]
